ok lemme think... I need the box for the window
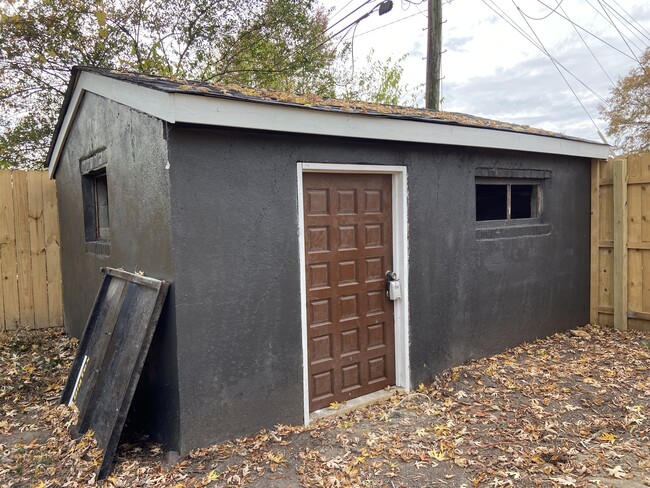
[476,182,540,222]
[82,167,110,243]
[93,172,110,240]
[79,150,111,254]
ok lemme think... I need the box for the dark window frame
[475,177,543,226]
[79,151,111,254]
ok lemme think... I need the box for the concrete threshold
[310,386,404,422]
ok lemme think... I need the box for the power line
[558,3,614,85]
[483,0,608,104]
[328,0,358,23]
[583,0,648,54]
[518,0,564,21]
[327,0,378,33]
[533,0,639,61]
[514,1,607,140]
[609,0,650,39]
[596,0,644,62]
[600,0,650,45]
[353,10,423,39]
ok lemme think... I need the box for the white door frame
[297,162,410,424]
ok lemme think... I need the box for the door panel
[304,173,395,411]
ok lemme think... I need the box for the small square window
[476,181,540,222]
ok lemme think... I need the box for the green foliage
[600,48,650,154]
[337,49,421,106]
[0,0,337,168]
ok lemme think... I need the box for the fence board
[599,184,614,242]
[642,185,650,242]
[27,172,50,328]
[590,160,600,324]
[592,154,650,332]
[12,171,34,328]
[0,172,20,330]
[43,176,63,326]
[628,249,643,312]
[0,170,62,330]
[628,183,642,241]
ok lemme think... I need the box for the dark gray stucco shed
[47,66,609,455]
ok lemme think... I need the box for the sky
[320,0,650,143]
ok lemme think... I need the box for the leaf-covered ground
[0,324,648,487]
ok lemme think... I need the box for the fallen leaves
[606,464,629,479]
[1,324,648,487]
[596,432,616,444]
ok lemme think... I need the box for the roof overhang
[47,70,611,178]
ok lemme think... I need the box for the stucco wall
[54,92,180,450]
[167,125,590,454]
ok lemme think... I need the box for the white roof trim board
[47,70,611,177]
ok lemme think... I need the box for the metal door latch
[385,270,401,300]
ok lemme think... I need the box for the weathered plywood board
[61,268,169,480]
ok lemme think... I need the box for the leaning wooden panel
[599,247,614,309]
[61,267,169,481]
[12,171,34,328]
[26,171,49,328]
[42,174,63,326]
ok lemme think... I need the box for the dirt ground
[0,324,648,487]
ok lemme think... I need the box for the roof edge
[47,69,611,177]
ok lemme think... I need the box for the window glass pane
[476,184,507,221]
[511,184,533,219]
[94,173,110,239]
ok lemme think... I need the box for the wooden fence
[591,153,650,332]
[0,170,63,330]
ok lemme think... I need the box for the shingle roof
[77,66,581,142]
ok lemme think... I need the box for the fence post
[613,157,628,331]
[590,159,601,325]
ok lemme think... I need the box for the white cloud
[321,0,650,142]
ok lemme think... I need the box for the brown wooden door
[304,172,395,411]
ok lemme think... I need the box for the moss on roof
[78,66,577,141]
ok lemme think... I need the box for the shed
[47,66,610,455]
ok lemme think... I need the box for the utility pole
[425,0,442,110]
